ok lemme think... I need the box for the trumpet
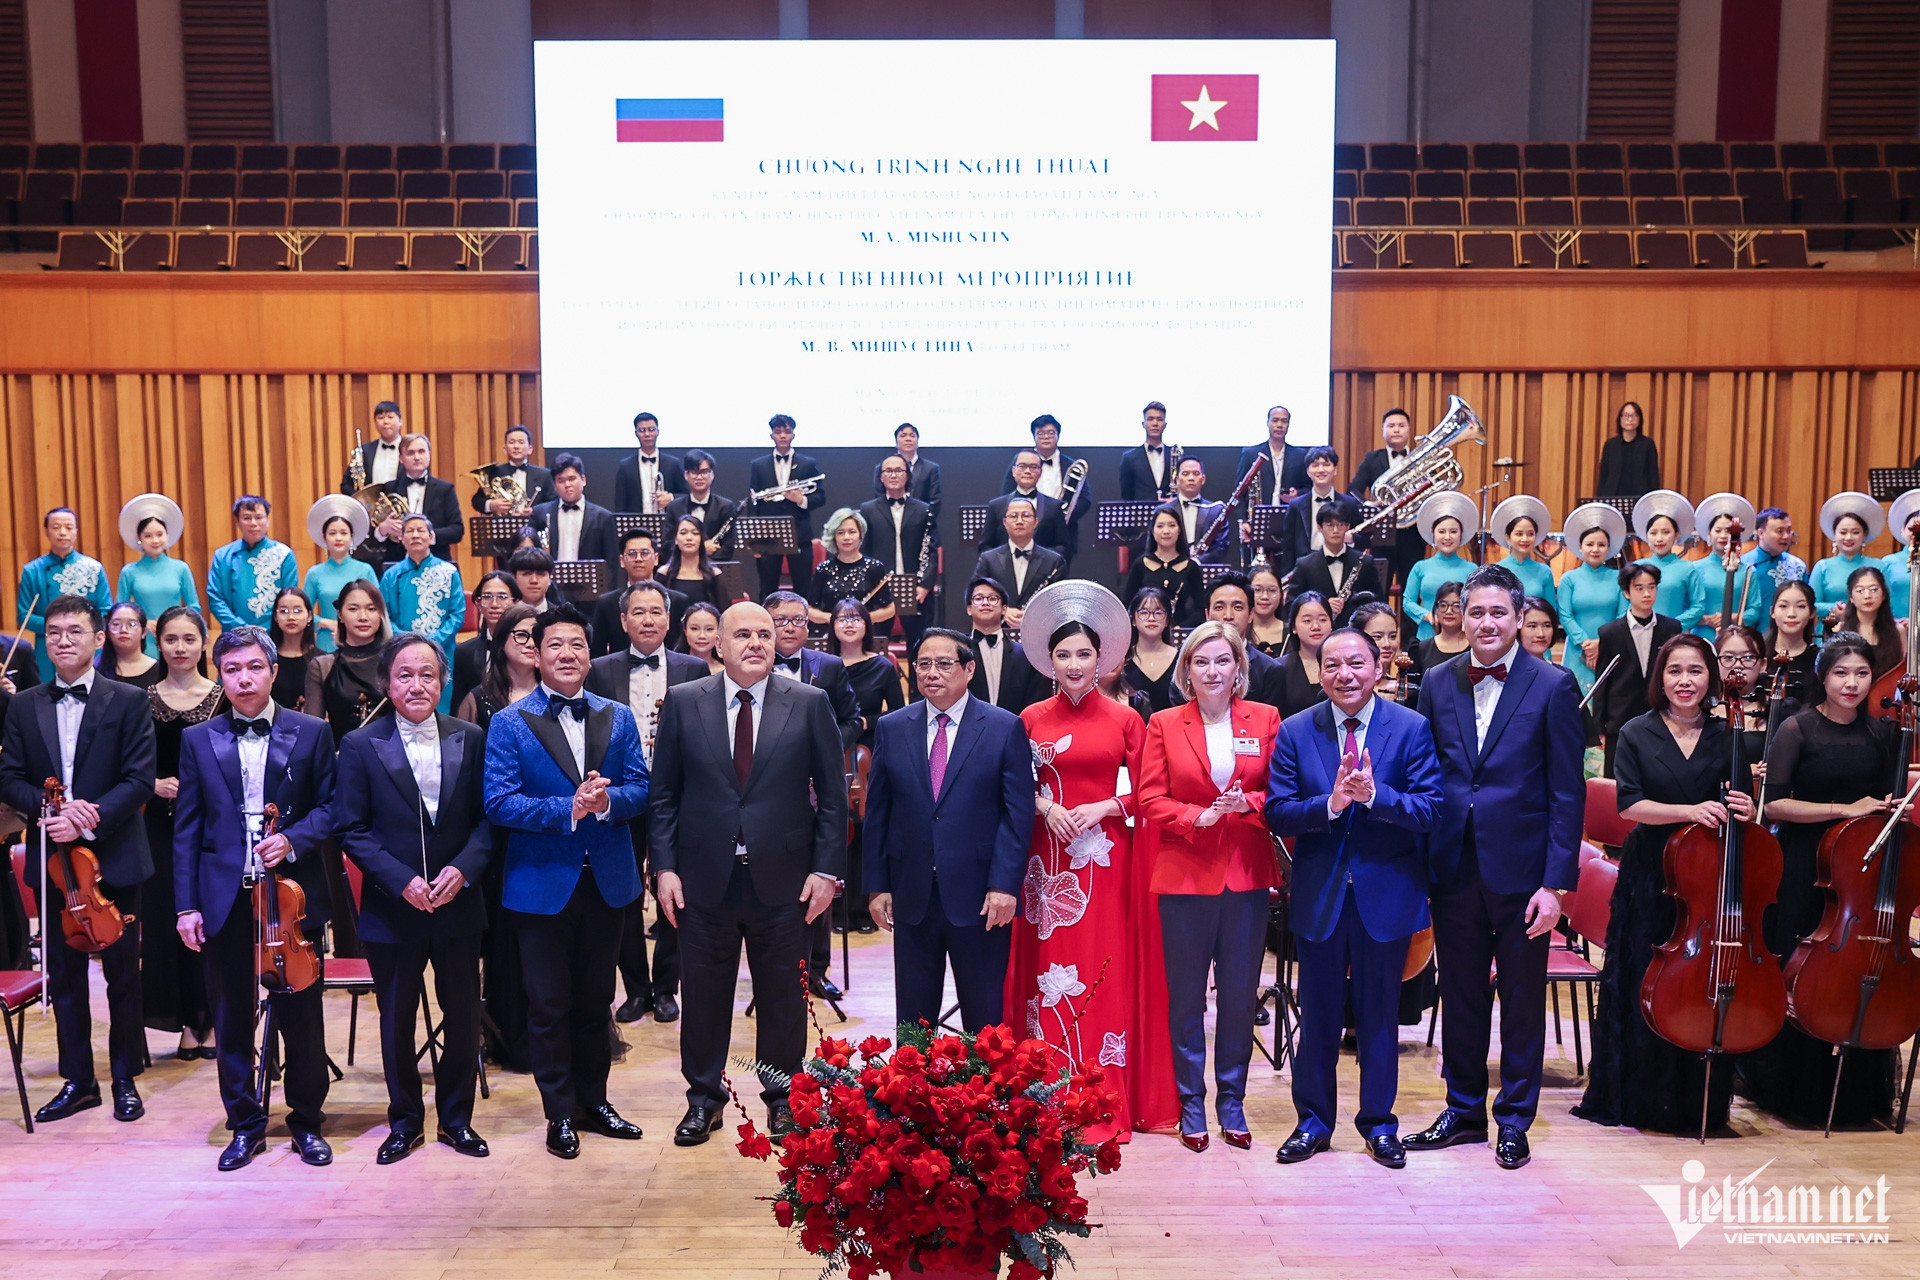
[750,473,827,504]
[469,466,530,516]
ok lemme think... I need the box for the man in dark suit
[976,498,1066,624]
[1410,566,1585,1171]
[173,625,338,1170]
[341,399,407,493]
[980,451,1070,560]
[364,433,464,569]
[649,601,849,1147]
[1155,456,1235,564]
[664,448,738,560]
[861,454,939,649]
[746,414,826,600]
[865,628,1030,1031]
[1201,576,1288,710]
[0,595,155,1124]
[334,634,493,1164]
[1000,417,1089,563]
[470,423,555,515]
[612,411,689,515]
[482,604,651,1159]
[1267,628,1443,1169]
[1288,496,1386,627]
[1281,447,1346,568]
[587,581,707,1025]
[960,577,1046,712]
[0,632,40,690]
[872,422,942,516]
[1348,407,1426,592]
[531,453,622,588]
[1594,563,1681,776]
[1118,400,1178,502]
[1234,403,1313,508]
[591,528,686,658]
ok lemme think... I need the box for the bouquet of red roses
[731,1021,1123,1279]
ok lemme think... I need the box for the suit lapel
[519,705,584,786]
[436,715,464,821]
[208,717,246,809]
[1310,701,1342,786]
[372,719,422,810]
[936,703,986,808]
[33,691,60,782]
[1479,658,1537,763]
[585,702,614,774]
[265,715,297,806]
[699,682,735,790]
[1449,659,1482,774]
[905,702,936,803]
[1362,700,1395,768]
[1179,704,1212,786]
[746,680,796,793]
[72,684,107,772]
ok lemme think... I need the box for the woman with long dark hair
[455,602,541,731]
[831,597,904,748]
[304,579,393,741]
[452,570,520,714]
[1120,510,1205,628]
[98,600,162,688]
[1123,587,1180,714]
[660,515,728,608]
[678,601,724,674]
[1597,399,1660,498]
[1837,566,1902,678]
[1246,564,1288,658]
[268,586,319,711]
[1276,591,1333,719]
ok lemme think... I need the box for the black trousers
[892,879,1011,1033]
[617,899,679,1003]
[679,859,807,1110]
[363,930,482,1133]
[756,551,810,600]
[43,878,143,1086]
[204,890,329,1138]
[512,864,622,1121]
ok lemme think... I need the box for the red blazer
[1138,699,1283,896]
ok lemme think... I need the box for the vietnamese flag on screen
[616,98,724,142]
[1150,75,1259,141]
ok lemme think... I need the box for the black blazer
[342,439,403,494]
[1234,441,1312,506]
[531,498,622,580]
[962,631,1047,712]
[1000,452,1089,552]
[0,635,39,689]
[1594,613,1683,739]
[586,646,710,707]
[591,581,688,658]
[1597,433,1661,499]
[468,461,555,513]
[370,473,465,563]
[1281,490,1348,568]
[1118,444,1178,502]
[859,495,938,588]
[612,451,689,514]
[781,648,862,753]
[1348,447,1407,502]
[451,633,490,715]
[663,492,739,559]
[648,674,849,910]
[1153,496,1236,563]
[0,677,156,886]
[1288,549,1386,625]
[975,543,1065,609]
[334,715,492,943]
[873,455,943,517]
[745,452,827,537]
[979,491,1069,559]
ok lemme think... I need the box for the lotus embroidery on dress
[1031,733,1072,769]
[1065,827,1112,872]
[1036,962,1085,1007]
[1023,856,1087,940]
[1025,996,1043,1040]
[53,558,100,598]
[1098,1031,1127,1068]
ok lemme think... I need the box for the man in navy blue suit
[483,604,651,1159]
[174,625,337,1171]
[1409,565,1584,1170]
[864,628,1031,1032]
[1267,628,1442,1168]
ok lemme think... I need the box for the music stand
[550,559,606,604]
[1200,562,1237,591]
[1869,469,1920,502]
[468,514,525,564]
[614,513,666,545]
[887,572,923,615]
[959,504,990,545]
[1248,504,1284,558]
[1354,502,1399,549]
[1575,496,1638,521]
[1096,500,1161,546]
[736,515,800,557]
[715,560,749,604]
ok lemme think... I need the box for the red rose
[735,1122,773,1161]
[858,1034,892,1059]
[1094,1138,1122,1173]
[1012,1199,1050,1233]
[933,1180,978,1229]
[773,1199,795,1228]
[958,1237,999,1271]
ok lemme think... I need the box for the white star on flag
[1181,85,1228,131]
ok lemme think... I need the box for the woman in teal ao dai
[1556,503,1629,695]
[1488,494,1556,602]
[1687,494,1765,639]
[1808,492,1884,634]
[114,494,200,657]
[1403,492,1481,643]
[1630,490,1700,632]
[301,495,377,654]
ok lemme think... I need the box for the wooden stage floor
[3,932,1915,1280]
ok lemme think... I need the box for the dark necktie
[929,712,952,801]
[547,695,588,720]
[233,716,270,737]
[733,690,754,785]
[51,683,89,703]
[1469,664,1507,685]
[1342,716,1361,763]
[627,652,660,669]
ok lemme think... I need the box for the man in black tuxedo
[975,497,1065,625]
[470,423,555,515]
[1204,576,1289,710]
[508,546,562,613]
[1000,415,1088,565]
[664,448,738,560]
[960,577,1047,713]
[342,399,407,493]
[612,411,689,515]
[861,454,939,649]
[1235,404,1313,557]
[366,434,464,568]
[1118,400,1178,501]
[334,634,493,1164]
[1594,563,1682,777]
[980,450,1070,559]
[592,529,686,658]
[649,601,848,1147]
[1288,496,1386,628]
[531,453,622,587]
[0,595,155,1124]
[1348,407,1426,592]
[746,414,826,600]
[587,581,708,1025]
[1155,456,1235,564]
[872,422,942,516]
[1281,447,1347,568]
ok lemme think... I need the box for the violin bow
[6,592,39,693]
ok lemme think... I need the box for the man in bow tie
[1409,566,1584,1172]
[1349,407,1428,594]
[1156,456,1234,564]
[976,498,1066,626]
[996,420,1086,566]
[1120,401,1177,501]
[343,399,407,492]
[663,449,738,560]
[1592,562,1681,777]
[870,422,943,516]
[370,435,465,569]
[470,423,555,515]
[0,596,156,1126]
[859,454,938,649]
[746,414,826,600]
[957,577,1044,713]
[531,454,622,586]
[613,411,689,515]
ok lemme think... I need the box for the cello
[1640,669,1787,1142]
[40,778,132,953]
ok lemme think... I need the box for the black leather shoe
[768,1100,796,1143]
[34,1080,101,1123]
[1367,1132,1407,1168]
[811,977,843,1001]
[376,1130,424,1165]
[579,1103,643,1140]
[856,921,879,935]
[217,1132,265,1171]
[1494,1124,1531,1170]
[546,1119,580,1159]
[614,994,651,1023]
[291,1131,332,1166]
[438,1125,490,1158]
[1275,1127,1331,1164]
[652,994,680,1023]
[194,1045,219,1060]
[1403,1112,1489,1151]
[1253,1005,1271,1026]
[111,1079,143,1122]
[673,1104,722,1146]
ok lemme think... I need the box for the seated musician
[1280,447,1345,568]
[530,454,622,583]
[594,529,687,658]
[508,546,560,613]
[1288,497,1385,628]
[663,449,738,560]
[471,424,554,514]
[980,451,1070,560]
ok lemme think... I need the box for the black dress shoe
[673,1105,722,1147]
[578,1103,643,1139]
[1367,1132,1407,1169]
[437,1125,490,1157]
[652,994,680,1023]
[855,921,879,935]
[768,1100,796,1143]
[195,1045,219,1060]
[1494,1124,1531,1170]
[376,1130,424,1165]
[218,1132,265,1171]
[34,1080,101,1123]
[291,1131,333,1166]
[614,994,651,1023]
[1275,1127,1331,1165]
[111,1079,144,1122]
[811,977,843,1001]
[1403,1112,1489,1151]
[1253,1005,1271,1026]
[547,1119,581,1159]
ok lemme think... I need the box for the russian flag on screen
[616,98,724,142]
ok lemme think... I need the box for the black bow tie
[1040,457,1056,467]
[561,502,581,513]
[232,716,270,737]
[378,443,397,451]
[547,695,588,720]
[627,652,660,669]
[972,631,999,649]
[1011,547,1032,560]
[890,498,905,507]
[51,682,88,703]
[775,655,803,674]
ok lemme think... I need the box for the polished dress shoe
[291,1131,333,1166]
[1275,1127,1331,1165]
[195,1045,219,1060]
[1367,1132,1407,1169]
[1402,1111,1489,1151]
[34,1080,101,1123]
[111,1079,144,1122]
[811,977,843,1001]
[614,994,651,1023]
[768,1100,796,1143]
[652,994,680,1023]
[1178,1131,1210,1153]
[1253,1005,1271,1027]
[673,1104,722,1147]
[1219,1128,1252,1150]
[376,1130,424,1165]
[546,1119,581,1159]
[217,1132,265,1171]
[579,1103,643,1139]
[855,920,879,935]
[1494,1125,1531,1170]
[438,1125,490,1158]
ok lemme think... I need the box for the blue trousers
[1158,889,1267,1134]
[1293,883,1410,1139]
[892,879,1011,1034]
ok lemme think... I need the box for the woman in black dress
[659,516,728,609]
[810,509,895,637]
[269,586,318,711]
[1119,510,1205,629]
[829,597,905,749]
[1760,580,1819,714]
[303,579,391,742]
[1246,564,1288,658]
[1276,590,1333,719]
[1412,581,1472,676]
[1123,587,1179,713]
[1838,567,1903,679]
[1596,399,1660,499]
[98,601,163,688]
[1574,633,1753,1131]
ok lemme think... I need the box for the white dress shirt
[1629,612,1657,675]
[889,499,908,572]
[773,453,793,488]
[52,670,98,839]
[396,713,442,822]
[1007,539,1035,594]
[555,503,583,563]
[370,439,401,484]
[927,692,969,757]
[1179,498,1201,544]
[404,474,427,514]
[627,645,665,763]
[1035,452,1064,498]
[1146,445,1166,491]
[541,683,588,777]
[722,673,771,752]
[235,699,276,844]
[1308,487,1335,552]
[637,452,661,511]
[1472,644,1519,752]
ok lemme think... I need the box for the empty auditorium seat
[1522,198,1574,226]
[1361,171,1411,198]
[1627,143,1675,170]
[1736,170,1791,223]
[455,171,505,200]
[1634,231,1693,269]
[240,171,290,199]
[232,234,291,270]
[120,233,173,271]
[1415,170,1465,198]
[344,144,393,171]
[1469,170,1518,198]
[1525,142,1572,169]
[1575,170,1625,197]
[1411,198,1463,226]
[403,199,456,227]
[174,233,231,270]
[508,172,536,199]
[1519,232,1568,268]
[1678,142,1726,170]
[0,171,19,202]
[1332,197,1351,227]
[1578,232,1633,269]
[1342,231,1401,268]
[1688,197,1744,225]
[1523,170,1572,198]
[1831,142,1880,168]
[476,234,525,271]
[1577,142,1625,170]
[1780,142,1828,169]
[294,171,344,199]
[178,199,232,226]
[136,143,184,171]
[0,142,29,169]
[84,143,133,171]
[396,144,443,172]
[1354,198,1408,225]
[1730,143,1777,169]
[1473,143,1521,170]
[121,199,177,226]
[1333,143,1366,171]
[293,233,349,271]
[53,231,110,269]
[35,143,82,170]
[500,144,536,172]
[513,199,538,227]
[347,171,397,200]
[188,143,237,171]
[350,234,407,270]
[1681,170,1734,197]
[187,171,237,199]
[1401,232,1459,268]
[1844,169,1900,219]
[291,199,345,226]
[20,171,76,223]
[347,199,400,227]
[293,144,341,170]
[409,234,466,270]
[1753,230,1811,268]
[401,170,452,200]
[236,200,289,227]
[1333,171,1357,199]
[1467,198,1519,226]
[78,171,128,201]
[448,144,495,171]
[241,144,289,171]
[1631,198,1685,225]
[1693,232,1750,269]
[1421,143,1470,171]
[1628,171,1678,197]
[1462,231,1518,268]
[1577,198,1629,226]
[1370,143,1417,171]
[1887,141,1920,168]
[458,199,512,228]
[132,170,184,198]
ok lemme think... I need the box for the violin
[250,802,320,994]
[1867,517,1920,723]
[1639,670,1787,1141]
[40,778,132,953]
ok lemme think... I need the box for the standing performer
[0,596,156,1123]
[1489,496,1557,604]
[1118,401,1177,502]
[861,455,939,648]
[1557,502,1630,696]
[594,529,685,658]
[1690,494,1763,638]
[612,412,688,515]
[342,399,407,493]
[1279,447,1345,569]
[369,435,465,568]
[1235,404,1312,513]
[1409,566,1584,1170]
[976,497,1067,622]
[1287,496,1384,628]
[872,422,943,516]
[174,625,338,1170]
[1593,563,1682,776]
[1002,415,1090,570]
[1633,491,1702,633]
[470,423,555,514]
[1160,457,1234,565]
[303,495,376,654]
[663,449,738,560]
[335,633,493,1163]
[1350,407,1427,593]
[1808,493,1882,631]
[531,454,623,583]
[746,415,827,600]
[19,507,114,683]
[304,581,393,742]
[963,577,1047,713]
[379,513,465,710]
[207,496,299,632]
[981,453,1072,561]
[1740,507,1807,623]
[116,494,201,657]
[1404,494,1481,642]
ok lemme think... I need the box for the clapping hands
[1194,782,1251,828]
[1328,749,1375,814]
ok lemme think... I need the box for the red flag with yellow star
[1150,74,1260,141]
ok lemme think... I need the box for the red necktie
[733,690,754,786]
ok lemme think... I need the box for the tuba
[1353,395,1487,539]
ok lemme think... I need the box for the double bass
[40,778,132,953]
[1640,670,1787,1142]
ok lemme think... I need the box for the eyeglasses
[914,658,964,674]
[1133,609,1167,621]
[1435,602,1463,613]
[476,591,515,604]
[969,594,1003,606]
[1719,653,1759,668]
[772,616,809,629]
[507,629,537,644]
[275,605,307,615]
